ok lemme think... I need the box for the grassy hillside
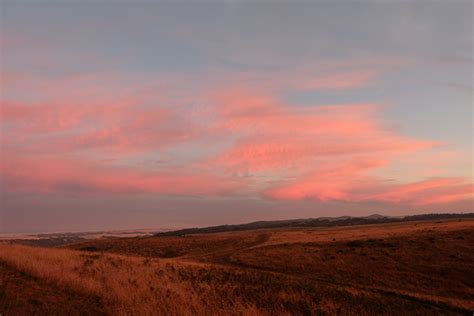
[1,219,473,315]
[154,213,474,236]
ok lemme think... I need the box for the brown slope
[0,262,105,316]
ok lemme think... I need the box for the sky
[1,1,473,234]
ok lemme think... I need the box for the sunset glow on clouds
[1,2,472,232]
[2,73,470,205]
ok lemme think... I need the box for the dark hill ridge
[154,213,474,236]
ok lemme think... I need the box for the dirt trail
[184,227,474,314]
[185,232,272,263]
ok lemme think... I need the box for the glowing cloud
[1,71,471,208]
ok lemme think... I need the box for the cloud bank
[1,68,472,208]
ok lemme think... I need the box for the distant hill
[154,213,474,237]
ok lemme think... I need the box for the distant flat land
[1,218,473,315]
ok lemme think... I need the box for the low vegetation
[1,219,473,315]
[154,213,474,236]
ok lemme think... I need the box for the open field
[1,219,473,315]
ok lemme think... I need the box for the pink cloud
[1,156,240,197]
[1,71,471,208]
[212,89,379,134]
[366,178,474,205]
[1,74,196,155]
[298,70,376,91]
[265,174,473,206]
[204,88,471,206]
[202,56,405,94]
[210,89,434,173]
[263,158,384,201]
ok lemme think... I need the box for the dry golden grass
[0,244,267,315]
[1,219,473,315]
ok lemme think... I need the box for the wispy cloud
[1,65,472,207]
